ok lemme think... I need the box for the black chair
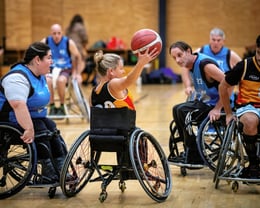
[60,107,172,203]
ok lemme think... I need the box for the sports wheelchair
[168,92,227,176]
[60,107,172,203]
[48,78,90,122]
[0,122,66,199]
[214,118,260,192]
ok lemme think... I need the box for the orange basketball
[130,29,162,55]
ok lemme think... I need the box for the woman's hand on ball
[137,48,159,64]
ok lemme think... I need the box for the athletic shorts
[236,104,260,118]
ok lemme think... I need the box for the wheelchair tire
[0,125,37,199]
[197,115,226,171]
[214,120,236,188]
[129,129,172,202]
[60,130,100,197]
[70,78,90,121]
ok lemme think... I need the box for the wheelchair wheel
[214,120,237,188]
[60,130,100,197]
[0,125,37,199]
[129,129,172,202]
[70,78,90,121]
[197,115,226,171]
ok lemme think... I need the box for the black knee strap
[243,134,257,144]
[243,134,258,164]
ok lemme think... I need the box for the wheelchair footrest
[27,182,59,188]
[218,176,260,185]
[168,161,205,169]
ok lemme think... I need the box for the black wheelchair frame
[168,110,226,176]
[214,118,260,192]
[60,107,172,203]
[0,123,66,199]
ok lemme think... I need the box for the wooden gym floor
[1,83,260,208]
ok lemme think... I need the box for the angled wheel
[214,120,237,188]
[197,115,226,171]
[0,125,37,199]
[70,78,90,121]
[129,129,172,202]
[60,130,100,197]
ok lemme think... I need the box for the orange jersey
[236,57,260,106]
[91,82,135,110]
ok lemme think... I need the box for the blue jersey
[0,64,50,123]
[190,53,220,106]
[200,45,235,105]
[46,36,72,69]
[200,45,231,72]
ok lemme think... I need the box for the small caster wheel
[232,181,239,192]
[180,167,187,176]
[48,187,56,198]
[99,191,107,203]
[119,181,126,192]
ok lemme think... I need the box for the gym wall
[0,0,259,73]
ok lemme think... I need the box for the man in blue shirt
[197,28,241,71]
[41,24,81,116]
[168,41,225,166]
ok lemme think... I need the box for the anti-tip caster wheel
[48,187,56,198]
[119,181,126,192]
[99,191,108,203]
[181,167,187,176]
[232,181,239,193]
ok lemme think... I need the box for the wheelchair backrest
[89,107,136,152]
[90,107,136,135]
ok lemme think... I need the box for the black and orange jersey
[91,82,135,110]
[225,56,260,106]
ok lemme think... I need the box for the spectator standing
[66,14,88,77]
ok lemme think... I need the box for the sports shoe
[168,151,204,168]
[168,152,185,164]
[56,106,66,116]
[186,149,204,164]
[40,159,59,184]
[49,105,57,115]
[240,165,260,179]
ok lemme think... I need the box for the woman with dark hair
[0,42,67,183]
